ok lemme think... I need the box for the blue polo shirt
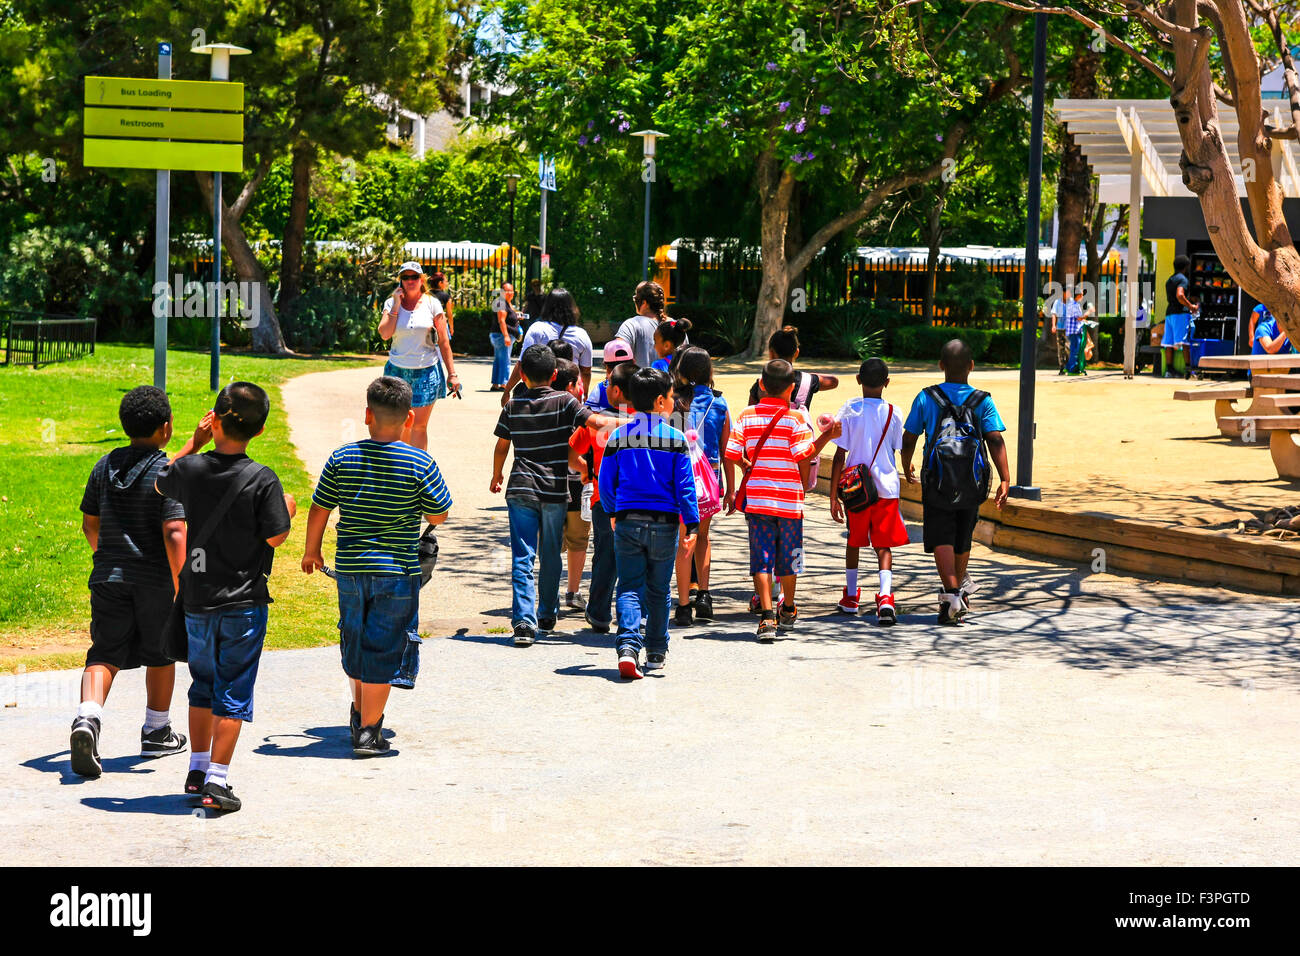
[1253,313,1295,355]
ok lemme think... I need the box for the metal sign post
[538,154,556,261]
[153,43,171,390]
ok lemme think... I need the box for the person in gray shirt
[618,280,684,368]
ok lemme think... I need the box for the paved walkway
[4,358,1298,865]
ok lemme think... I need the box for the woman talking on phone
[378,261,460,450]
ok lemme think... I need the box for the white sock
[143,707,170,731]
[205,762,229,787]
[189,751,211,773]
[879,570,892,596]
[77,700,103,720]
[845,569,858,593]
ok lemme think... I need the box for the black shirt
[432,289,452,310]
[747,369,822,410]
[494,387,592,504]
[155,451,292,612]
[1166,272,1190,316]
[80,446,185,590]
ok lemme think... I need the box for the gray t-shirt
[616,314,661,368]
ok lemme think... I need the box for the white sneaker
[959,574,979,607]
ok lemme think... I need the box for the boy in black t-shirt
[491,346,613,644]
[71,386,189,778]
[155,382,296,812]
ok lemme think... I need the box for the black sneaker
[674,603,693,627]
[617,648,643,680]
[644,652,667,672]
[140,723,188,759]
[538,616,557,632]
[350,703,361,743]
[513,623,536,647]
[69,716,102,778]
[200,780,241,812]
[354,725,392,757]
[583,611,610,634]
[184,769,206,796]
[693,590,714,621]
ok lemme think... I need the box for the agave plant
[823,311,884,360]
[706,304,754,355]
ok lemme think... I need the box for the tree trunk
[196,170,289,355]
[1053,47,1101,294]
[922,185,948,324]
[747,151,796,358]
[279,142,316,309]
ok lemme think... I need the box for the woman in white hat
[378,261,459,450]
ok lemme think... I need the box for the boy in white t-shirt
[828,358,910,624]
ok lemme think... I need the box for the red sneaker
[837,588,861,614]
[875,593,897,626]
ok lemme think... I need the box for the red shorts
[846,497,909,549]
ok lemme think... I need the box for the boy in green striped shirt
[302,376,452,756]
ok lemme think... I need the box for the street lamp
[631,129,667,280]
[192,41,251,391]
[506,173,520,291]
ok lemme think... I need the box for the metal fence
[1,311,97,367]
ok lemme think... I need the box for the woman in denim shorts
[378,261,460,449]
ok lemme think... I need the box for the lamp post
[192,41,250,391]
[506,173,520,290]
[631,129,667,280]
[1009,14,1046,502]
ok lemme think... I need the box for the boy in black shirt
[71,386,189,778]
[155,382,295,812]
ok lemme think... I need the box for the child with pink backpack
[672,347,734,626]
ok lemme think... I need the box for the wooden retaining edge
[813,454,1300,593]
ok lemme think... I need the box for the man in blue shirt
[900,340,1010,626]
[1063,290,1086,375]
[1251,304,1294,355]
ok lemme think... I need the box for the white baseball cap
[398,261,423,277]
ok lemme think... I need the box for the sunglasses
[401,274,421,281]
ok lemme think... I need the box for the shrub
[1097,332,1113,363]
[984,329,1023,364]
[893,325,990,361]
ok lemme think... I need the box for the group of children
[68,290,1011,805]
[491,301,1012,676]
[73,374,453,811]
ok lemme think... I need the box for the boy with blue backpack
[900,340,1010,625]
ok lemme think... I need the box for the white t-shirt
[832,397,903,499]
[520,321,594,369]
[384,294,445,369]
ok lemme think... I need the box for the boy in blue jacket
[599,367,699,680]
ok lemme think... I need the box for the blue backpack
[921,386,991,510]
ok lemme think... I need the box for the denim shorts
[336,572,422,687]
[383,360,445,408]
[185,605,268,721]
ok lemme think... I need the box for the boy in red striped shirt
[726,360,840,641]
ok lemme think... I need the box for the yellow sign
[83,108,243,142]
[83,139,243,173]
[84,76,244,111]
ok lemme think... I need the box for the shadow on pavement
[80,794,197,816]
[255,724,394,760]
[21,751,155,784]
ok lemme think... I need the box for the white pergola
[1053,98,1300,374]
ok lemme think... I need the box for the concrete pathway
[3,357,1297,865]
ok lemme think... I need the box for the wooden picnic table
[1179,354,1300,436]
[1197,354,1300,371]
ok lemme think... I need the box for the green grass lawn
[0,344,380,672]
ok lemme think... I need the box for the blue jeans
[613,519,678,655]
[335,572,421,688]
[185,605,268,721]
[1067,332,1083,372]
[507,498,567,629]
[587,500,617,627]
[489,332,511,386]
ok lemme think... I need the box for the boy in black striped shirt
[491,345,614,644]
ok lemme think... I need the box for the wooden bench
[1250,393,1300,412]
[1174,384,1252,422]
[1250,374,1300,390]
[1217,414,1300,437]
[1219,415,1300,483]
[1190,356,1300,436]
